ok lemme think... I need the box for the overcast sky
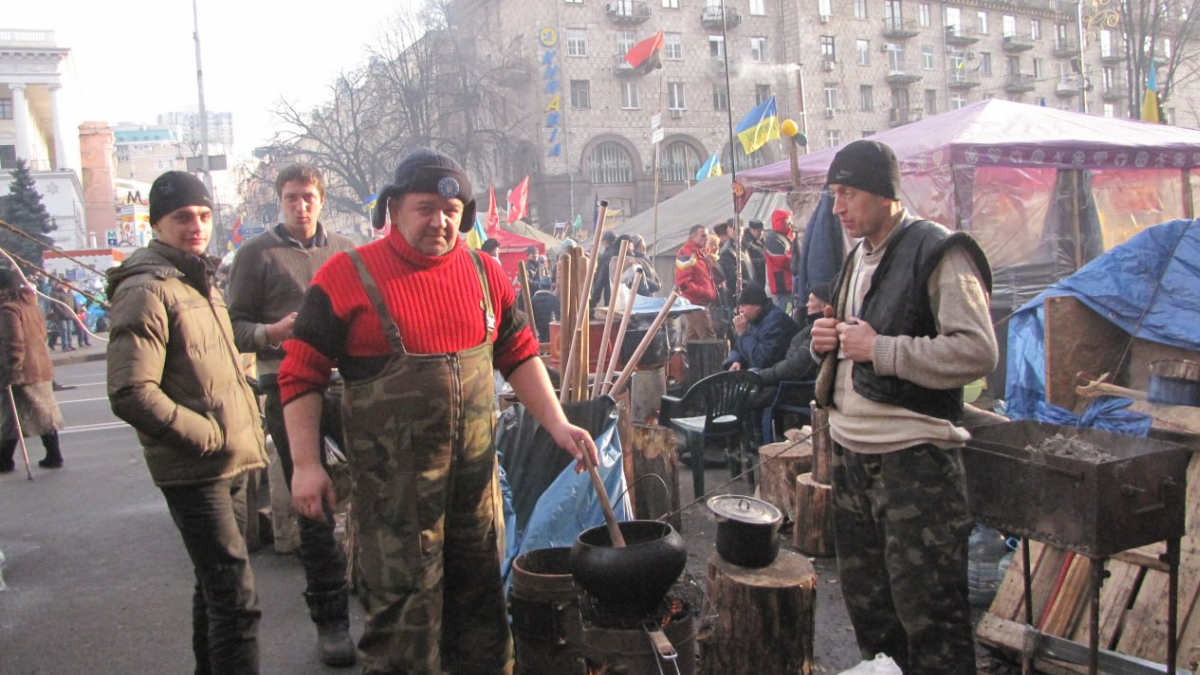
[8,0,421,153]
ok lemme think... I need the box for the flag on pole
[231,217,243,246]
[735,96,780,155]
[572,214,583,232]
[485,185,500,233]
[1141,60,1160,124]
[695,153,722,181]
[624,30,664,69]
[362,192,379,213]
[465,216,488,250]
[506,176,530,223]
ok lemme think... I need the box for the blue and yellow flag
[695,153,722,181]
[362,192,378,213]
[735,96,779,155]
[464,216,488,250]
[1141,61,1160,123]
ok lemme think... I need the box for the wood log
[792,473,834,557]
[701,550,816,675]
[756,433,814,522]
[810,407,832,485]
[686,339,729,389]
[629,422,682,533]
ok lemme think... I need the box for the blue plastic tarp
[1005,218,1200,425]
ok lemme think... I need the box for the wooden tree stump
[810,407,832,484]
[756,432,814,521]
[630,422,683,533]
[701,550,817,675]
[793,473,834,557]
[686,339,729,388]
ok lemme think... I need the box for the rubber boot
[305,586,356,667]
[38,432,63,469]
[0,439,15,473]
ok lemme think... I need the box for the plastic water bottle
[968,524,1010,608]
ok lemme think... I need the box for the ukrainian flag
[695,153,722,181]
[464,216,488,250]
[735,96,780,155]
[362,192,378,213]
[1141,61,1160,123]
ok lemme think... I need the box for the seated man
[724,283,799,373]
[751,286,832,441]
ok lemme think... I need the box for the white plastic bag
[837,654,902,675]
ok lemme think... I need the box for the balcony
[495,59,533,87]
[605,1,651,24]
[1101,86,1127,102]
[708,55,743,77]
[1004,73,1037,93]
[1052,37,1078,58]
[701,5,742,29]
[1055,77,1081,97]
[888,107,924,127]
[885,68,923,85]
[613,53,637,76]
[945,26,980,46]
[948,70,981,89]
[1002,33,1035,52]
[1100,51,1125,64]
[882,17,920,39]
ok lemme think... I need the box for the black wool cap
[149,171,213,225]
[747,219,764,230]
[737,283,770,307]
[372,148,476,232]
[826,140,902,201]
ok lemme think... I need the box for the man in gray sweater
[226,164,358,667]
[811,140,997,674]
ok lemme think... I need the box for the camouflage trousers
[830,442,975,675]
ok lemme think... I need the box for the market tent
[490,227,545,281]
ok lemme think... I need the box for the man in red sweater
[279,148,597,675]
[674,223,719,342]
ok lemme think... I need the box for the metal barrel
[509,547,586,675]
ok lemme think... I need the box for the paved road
[0,355,863,674]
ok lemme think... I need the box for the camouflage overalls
[342,250,512,675]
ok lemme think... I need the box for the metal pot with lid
[707,495,783,568]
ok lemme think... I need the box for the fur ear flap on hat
[372,148,477,232]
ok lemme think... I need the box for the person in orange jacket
[764,209,795,310]
[674,224,719,342]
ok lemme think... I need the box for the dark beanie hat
[149,171,213,225]
[372,148,476,232]
[747,219,764,230]
[826,140,902,200]
[737,283,770,307]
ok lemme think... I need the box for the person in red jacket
[764,209,795,310]
[674,224,719,342]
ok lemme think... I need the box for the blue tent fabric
[1005,218,1200,423]
[796,191,844,304]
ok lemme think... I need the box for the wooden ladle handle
[579,440,626,547]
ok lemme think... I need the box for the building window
[857,39,870,65]
[755,84,772,105]
[854,0,867,19]
[663,0,679,7]
[922,45,935,70]
[1102,66,1115,91]
[0,98,11,120]
[617,31,635,54]
[1002,15,1016,38]
[1007,55,1020,75]
[727,142,768,172]
[660,141,701,182]
[825,129,842,148]
[1,145,18,169]
[709,35,725,59]
[751,37,768,62]
[571,80,591,108]
[1031,19,1041,40]
[977,11,989,34]
[713,84,729,110]
[919,3,931,26]
[859,85,874,111]
[981,52,992,76]
[824,83,839,111]
[925,89,937,114]
[1100,30,1114,58]
[1033,58,1043,79]
[750,0,766,15]
[821,35,836,62]
[946,7,962,32]
[622,81,641,109]
[565,0,582,4]
[886,43,904,72]
[668,82,687,110]
[588,142,634,184]
[951,93,968,109]
[664,32,683,59]
[818,0,832,17]
[1103,103,1115,118]
[567,28,587,56]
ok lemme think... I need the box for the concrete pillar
[48,84,69,170]
[10,84,31,162]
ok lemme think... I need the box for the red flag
[232,217,243,245]
[486,185,500,233]
[624,30,664,69]
[506,176,529,224]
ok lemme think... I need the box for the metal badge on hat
[438,176,460,199]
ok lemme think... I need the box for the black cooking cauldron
[570,520,686,614]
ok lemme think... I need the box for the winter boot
[0,439,16,473]
[37,433,63,469]
[305,586,356,667]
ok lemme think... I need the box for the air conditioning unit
[822,60,835,71]
[669,108,684,118]
[819,13,831,23]
[824,107,836,118]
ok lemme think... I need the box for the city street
[0,353,866,675]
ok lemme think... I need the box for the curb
[51,351,107,368]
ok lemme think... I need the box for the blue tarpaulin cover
[1005,218,1200,427]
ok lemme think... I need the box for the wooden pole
[579,440,626,547]
[609,290,678,397]
[590,240,630,398]
[517,261,536,339]
[560,205,610,402]
[599,270,642,397]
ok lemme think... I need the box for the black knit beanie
[825,140,902,200]
[149,171,213,225]
[737,283,770,307]
[372,148,477,232]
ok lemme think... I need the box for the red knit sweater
[278,229,538,404]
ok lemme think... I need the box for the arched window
[724,143,770,173]
[658,141,702,183]
[587,142,634,184]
